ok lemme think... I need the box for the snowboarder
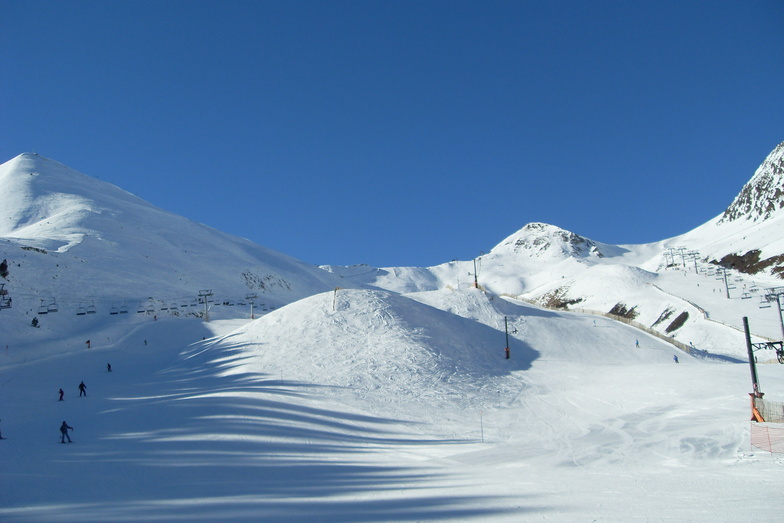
[107,363,112,372]
[673,354,679,364]
[60,421,73,443]
[31,317,38,328]
[78,381,86,397]
[58,388,64,401]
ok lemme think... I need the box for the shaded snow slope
[2,283,782,521]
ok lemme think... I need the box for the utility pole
[504,316,510,359]
[664,248,676,267]
[716,267,731,299]
[686,251,700,273]
[198,290,213,322]
[246,293,257,319]
[473,258,479,288]
[677,247,687,267]
[743,317,761,395]
[763,287,784,341]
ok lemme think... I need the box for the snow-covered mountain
[0,153,351,359]
[2,146,784,521]
[327,141,784,354]
[4,142,784,362]
[0,153,348,302]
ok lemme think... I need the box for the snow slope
[327,142,784,357]
[0,287,781,521]
[0,153,351,363]
[0,153,348,306]
[1,145,783,521]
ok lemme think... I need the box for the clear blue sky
[2,1,783,267]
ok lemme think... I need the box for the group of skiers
[57,381,86,443]
[55,365,111,443]
[635,339,682,364]
[58,381,87,402]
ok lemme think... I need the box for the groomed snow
[0,288,782,521]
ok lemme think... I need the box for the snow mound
[202,288,537,420]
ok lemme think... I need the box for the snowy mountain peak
[0,152,148,250]
[720,141,784,223]
[0,153,349,313]
[491,222,607,259]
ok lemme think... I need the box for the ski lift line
[7,291,267,316]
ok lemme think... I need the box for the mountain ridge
[0,152,351,318]
[2,142,784,362]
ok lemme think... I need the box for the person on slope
[673,354,679,364]
[58,388,64,401]
[60,421,73,443]
[78,381,86,397]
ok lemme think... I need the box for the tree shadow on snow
[0,336,548,521]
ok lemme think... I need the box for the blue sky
[2,1,783,267]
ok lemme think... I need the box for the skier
[673,354,679,364]
[78,381,86,397]
[60,421,73,443]
[58,388,64,401]
[635,339,640,348]
[107,363,112,372]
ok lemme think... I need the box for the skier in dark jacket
[60,421,73,443]
[58,388,64,401]
[78,381,86,397]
